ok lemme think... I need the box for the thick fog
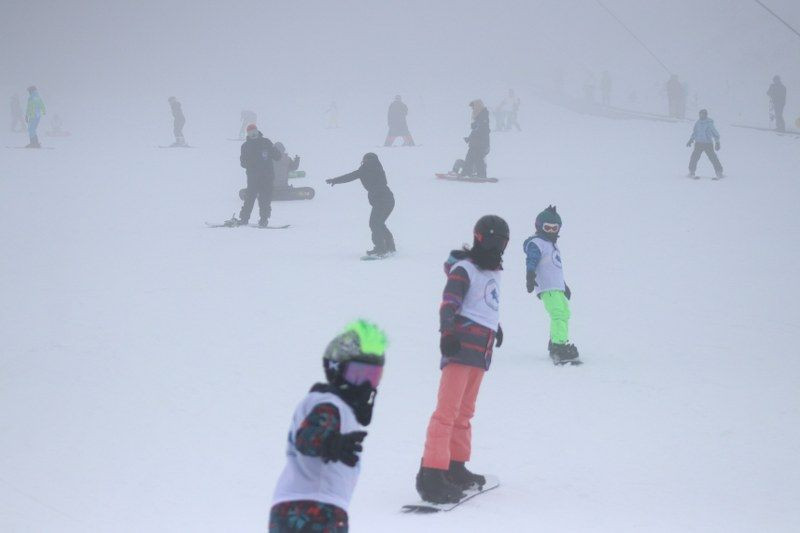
[3,0,799,132]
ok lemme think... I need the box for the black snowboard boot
[416,465,464,504]
[447,461,486,490]
[549,341,581,365]
[366,247,386,256]
[258,219,269,228]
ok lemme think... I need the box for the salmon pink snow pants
[422,363,485,470]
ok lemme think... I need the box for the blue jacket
[689,118,720,144]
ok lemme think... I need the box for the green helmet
[323,320,387,386]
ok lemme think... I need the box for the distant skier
[46,114,70,137]
[326,153,396,257]
[167,96,186,146]
[523,206,581,365]
[503,89,521,131]
[686,109,723,179]
[325,101,339,129]
[666,75,685,119]
[600,71,612,106]
[236,124,281,227]
[384,95,415,146]
[25,86,46,148]
[270,320,387,533]
[416,215,509,504]
[272,142,301,190]
[10,94,25,132]
[238,110,257,140]
[492,101,507,131]
[452,100,490,179]
[767,75,787,133]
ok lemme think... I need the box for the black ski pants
[240,176,274,224]
[462,145,489,179]
[689,142,723,174]
[369,193,395,253]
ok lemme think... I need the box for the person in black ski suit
[453,100,490,179]
[384,95,415,146]
[326,153,396,256]
[238,124,281,227]
[767,75,787,133]
[168,96,186,146]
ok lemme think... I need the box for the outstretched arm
[294,403,341,457]
[326,168,361,185]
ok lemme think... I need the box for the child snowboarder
[416,215,508,504]
[452,99,490,179]
[523,206,581,365]
[686,109,723,179]
[270,320,387,533]
[326,153,396,257]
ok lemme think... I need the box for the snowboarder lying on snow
[523,205,581,365]
[686,109,723,179]
[326,153,396,257]
[272,142,301,190]
[269,320,387,533]
[417,215,508,504]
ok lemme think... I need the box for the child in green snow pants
[540,290,570,344]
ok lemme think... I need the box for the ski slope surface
[2,96,799,532]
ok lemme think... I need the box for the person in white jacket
[269,320,387,533]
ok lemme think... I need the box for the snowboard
[402,475,500,514]
[686,174,724,181]
[204,219,289,229]
[248,224,291,229]
[436,173,498,183]
[239,187,315,201]
[5,146,55,150]
[288,170,306,179]
[360,251,395,261]
[157,145,194,148]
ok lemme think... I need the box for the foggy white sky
[2,0,799,127]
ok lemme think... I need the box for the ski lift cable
[593,0,673,76]
[753,0,800,40]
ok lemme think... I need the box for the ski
[5,146,55,150]
[157,145,194,149]
[436,173,498,183]
[402,475,499,514]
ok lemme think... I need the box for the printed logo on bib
[553,251,563,269]
[484,279,500,311]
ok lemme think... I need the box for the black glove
[526,271,537,293]
[715,141,720,151]
[686,140,693,147]
[325,178,335,186]
[495,325,503,347]
[440,334,461,357]
[322,430,367,467]
[564,284,571,300]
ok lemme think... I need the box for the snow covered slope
[2,96,799,532]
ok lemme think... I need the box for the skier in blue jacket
[686,109,723,179]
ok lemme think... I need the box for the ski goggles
[542,223,560,233]
[343,361,383,388]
